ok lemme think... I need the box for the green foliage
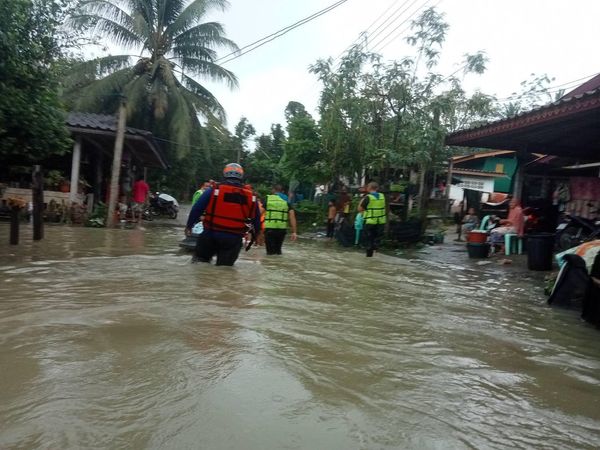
[0,0,72,160]
[244,124,285,187]
[85,202,108,227]
[281,102,325,184]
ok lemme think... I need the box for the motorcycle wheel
[143,209,153,221]
[169,208,178,220]
[558,226,583,251]
[150,207,160,217]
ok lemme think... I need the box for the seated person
[461,207,479,234]
[490,198,524,244]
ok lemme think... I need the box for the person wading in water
[185,163,261,266]
[263,184,297,255]
[358,182,387,257]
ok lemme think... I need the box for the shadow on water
[1,223,600,449]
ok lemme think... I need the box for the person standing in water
[358,182,386,257]
[326,200,336,239]
[263,184,297,255]
[185,164,261,266]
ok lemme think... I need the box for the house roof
[562,73,600,98]
[445,85,600,159]
[67,112,168,169]
[451,149,516,164]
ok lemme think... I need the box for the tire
[169,209,178,220]
[143,209,153,221]
[558,226,582,251]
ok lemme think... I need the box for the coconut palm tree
[68,0,239,157]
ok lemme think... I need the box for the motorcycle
[556,204,600,250]
[144,192,179,220]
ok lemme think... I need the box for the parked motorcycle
[144,192,179,220]
[556,205,600,250]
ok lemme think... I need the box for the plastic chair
[479,215,494,231]
[504,234,523,256]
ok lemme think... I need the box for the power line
[334,0,415,63]
[359,0,417,51]
[217,0,350,65]
[369,0,433,54]
[373,0,441,54]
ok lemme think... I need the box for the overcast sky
[192,0,600,135]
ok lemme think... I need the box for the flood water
[1,224,600,449]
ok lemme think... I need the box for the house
[1,112,167,210]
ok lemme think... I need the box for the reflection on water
[1,224,600,449]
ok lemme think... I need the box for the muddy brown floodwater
[1,224,600,449]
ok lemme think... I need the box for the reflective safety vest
[203,183,256,234]
[364,193,386,225]
[264,194,289,229]
[192,189,204,205]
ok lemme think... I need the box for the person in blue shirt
[185,163,261,266]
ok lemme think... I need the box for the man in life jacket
[358,181,386,257]
[263,184,297,255]
[185,164,261,266]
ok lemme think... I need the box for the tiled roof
[446,87,600,145]
[66,112,151,136]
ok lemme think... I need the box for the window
[459,179,485,190]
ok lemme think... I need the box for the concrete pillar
[70,138,82,204]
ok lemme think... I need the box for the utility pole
[107,97,127,227]
[32,165,44,240]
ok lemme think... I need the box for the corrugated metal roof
[66,112,151,137]
[66,112,168,169]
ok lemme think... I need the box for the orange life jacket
[203,183,257,234]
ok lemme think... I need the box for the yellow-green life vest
[364,193,386,225]
[264,194,288,229]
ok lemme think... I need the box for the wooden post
[107,97,127,227]
[32,165,44,241]
[69,137,82,204]
[94,151,103,207]
[443,158,454,219]
[10,206,20,245]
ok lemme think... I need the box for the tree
[232,117,256,163]
[68,0,239,159]
[496,73,563,118]
[281,102,324,186]
[0,0,72,161]
[244,124,286,187]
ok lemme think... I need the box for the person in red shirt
[131,176,150,223]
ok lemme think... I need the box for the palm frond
[158,0,186,28]
[172,22,238,54]
[72,54,134,79]
[71,67,134,113]
[72,14,143,48]
[166,88,196,158]
[180,57,238,89]
[171,44,217,62]
[123,73,151,119]
[180,74,226,122]
[127,0,156,31]
[73,0,134,27]
[166,0,229,37]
